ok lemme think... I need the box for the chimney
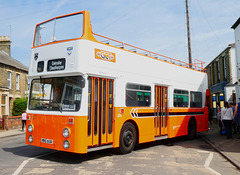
[0,35,11,56]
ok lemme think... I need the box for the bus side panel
[167,108,207,138]
[135,117,155,143]
[167,115,189,138]
[113,107,155,148]
[196,106,209,132]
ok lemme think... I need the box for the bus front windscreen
[34,13,83,46]
[29,76,85,112]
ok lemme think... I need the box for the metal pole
[186,0,192,68]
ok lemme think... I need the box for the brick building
[205,43,237,118]
[0,36,28,117]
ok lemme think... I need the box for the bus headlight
[63,140,70,149]
[63,128,70,138]
[28,135,33,143]
[28,124,33,133]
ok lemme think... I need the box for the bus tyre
[187,117,196,140]
[118,122,137,154]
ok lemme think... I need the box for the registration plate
[41,138,53,144]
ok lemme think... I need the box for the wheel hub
[123,130,133,147]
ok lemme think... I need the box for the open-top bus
[26,11,208,154]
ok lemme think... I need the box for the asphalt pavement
[0,123,240,171]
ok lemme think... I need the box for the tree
[12,97,28,116]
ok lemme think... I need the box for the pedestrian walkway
[0,128,25,138]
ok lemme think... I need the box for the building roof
[205,44,234,68]
[231,17,240,29]
[0,51,28,72]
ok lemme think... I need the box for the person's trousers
[22,120,26,131]
[223,120,233,139]
[218,120,223,134]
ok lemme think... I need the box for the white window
[16,74,20,90]
[7,72,11,89]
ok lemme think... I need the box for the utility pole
[185,0,192,68]
[9,25,11,40]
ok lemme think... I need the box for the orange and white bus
[26,10,208,154]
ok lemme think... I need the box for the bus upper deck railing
[92,32,206,72]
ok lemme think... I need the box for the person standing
[231,103,237,134]
[221,102,233,139]
[21,110,27,131]
[217,102,223,135]
[208,106,212,124]
[234,102,240,135]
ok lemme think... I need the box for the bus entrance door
[87,77,114,147]
[154,86,168,137]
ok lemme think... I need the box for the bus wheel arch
[187,116,197,140]
[118,120,139,154]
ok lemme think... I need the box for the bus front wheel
[118,122,137,154]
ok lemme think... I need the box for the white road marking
[12,151,57,175]
[197,150,210,153]
[12,158,34,175]
[204,152,221,175]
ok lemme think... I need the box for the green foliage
[12,97,28,116]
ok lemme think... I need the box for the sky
[0,0,239,68]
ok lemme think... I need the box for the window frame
[16,73,20,90]
[34,13,84,47]
[190,91,202,108]
[217,60,220,83]
[7,71,11,89]
[125,83,151,107]
[223,56,227,81]
[173,89,189,107]
[1,95,7,115]
[29,76,85,112]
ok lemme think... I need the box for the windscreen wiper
[51,96,62,113]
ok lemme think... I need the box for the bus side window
[190,91,202,108]
[173,89,189,107]
[126,83,151,107]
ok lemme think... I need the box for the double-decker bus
[26,10,208,154]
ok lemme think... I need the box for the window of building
[209,65,213,86]
[190,91,202,108]
[223,56,227,81]
[7,72,11,89]
[126,83,151,106]
[174,89,189,107]
[1,95,7,115]
[211,64,215,84]
[16,74,20,90]
[217,61,220,82]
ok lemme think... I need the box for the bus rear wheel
[187,117,196,140]
[118,122,137,154]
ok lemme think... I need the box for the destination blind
[47,58,66,71]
